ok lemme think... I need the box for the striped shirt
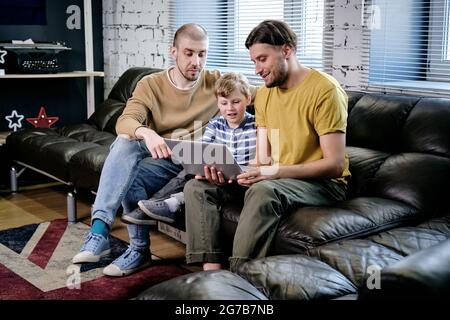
[202,112,256,165]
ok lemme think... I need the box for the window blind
[361,0,450,97]
[168,0,333,84]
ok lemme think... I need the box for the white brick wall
[102,0,171,98]
[332,0,365,90]
[102,0,365,96]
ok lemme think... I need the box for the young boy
[123,72,256,224]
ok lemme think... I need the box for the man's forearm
[272,157,345,180]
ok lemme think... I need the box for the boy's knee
[183,179,204,194]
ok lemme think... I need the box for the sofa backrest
[88,67,162,134]
[88,70,450,216]
[346,91,450,216]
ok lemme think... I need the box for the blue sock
[91,219,109,238]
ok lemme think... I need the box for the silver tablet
[164,139,249,179]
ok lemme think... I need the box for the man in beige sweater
[72,23,221,277]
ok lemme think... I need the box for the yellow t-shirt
[254,69,351,185]
[116,68,221,139]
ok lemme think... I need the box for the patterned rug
[0,219,190,300]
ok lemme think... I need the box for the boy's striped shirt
[202,112,256,165]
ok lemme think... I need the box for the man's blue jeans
[91,136,182,251]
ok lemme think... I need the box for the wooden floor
[0,183,197,268]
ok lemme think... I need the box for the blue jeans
[91,136,182,251]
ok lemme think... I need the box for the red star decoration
[26,106,59,128]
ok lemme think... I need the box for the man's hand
[236,165,279,187]
[135,127,172,159]
[195,166,233,186]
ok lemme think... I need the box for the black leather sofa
[138,217,450,300]
[137,90,450,300]
[6,68,450,299]
[6,67,158,221]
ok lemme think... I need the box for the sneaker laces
[122,247,134,262]
[120,247,147,267]
[81,232,100,252]
[155,202,166,208]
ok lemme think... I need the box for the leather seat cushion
[307,214,450,288]
[367,153,450,213]
[221,197,418,255]
[136,270,267,300]
[59,124,116,145]
[236,255,357,300]
[274,197,418,254]
[69,146,110,190]
[37,141,99,181]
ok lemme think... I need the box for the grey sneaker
[138,199,176,223]
[121,208,157,225]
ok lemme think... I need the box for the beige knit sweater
[116,68,221,140]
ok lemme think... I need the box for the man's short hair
[173,23,208,47]
[245,20,297,51]
[215,72,251,99]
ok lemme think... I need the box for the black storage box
[0,41,71,73]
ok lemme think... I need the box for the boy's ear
[246,94,252,106]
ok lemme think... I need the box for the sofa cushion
[146,214,450,301]
[359,239,450,299]
[346,146,390,198]
[236,255,357,300]
[69,146,110,190]
[107,67,159,103]
[87,99,125,134]
[6,128,59,144]
[367,226,448,256]
[307,214,450,289]
[401,98,450,158]
[87,67,157,133]
[347,93,419,152]
[37,140,99,181]
[226,214,450,300]
[136,270,267,300]
[274,197,418,254]
[7,132,95,181]
[346,91,365,114]
[367,153,450,214]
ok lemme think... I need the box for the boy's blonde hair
[215,72,251,99]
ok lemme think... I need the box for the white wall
[332,0,364,90]
[102,0,364,96]
[102,0,171,97]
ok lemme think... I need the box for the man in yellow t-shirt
[184,20,350,272]
[72,23,222,277]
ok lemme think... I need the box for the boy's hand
[195,166,233,186]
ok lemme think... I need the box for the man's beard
[266,60,289,88]
[176,62,201,82]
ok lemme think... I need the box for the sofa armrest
[359,239,450,299]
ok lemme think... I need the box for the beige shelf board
[0,71,105,79]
